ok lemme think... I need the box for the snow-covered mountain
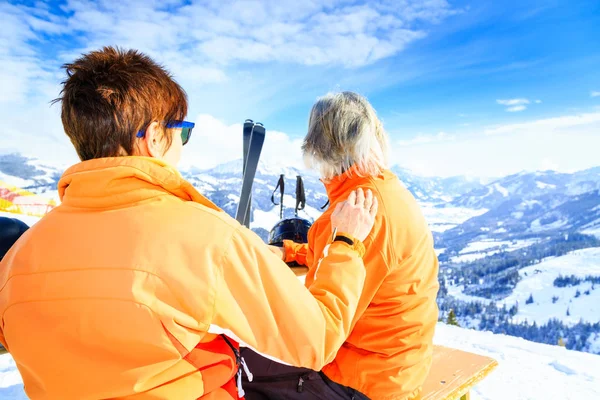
[391,165,489,202]
[436,189,600,251]
[449,168,600,210]
[0,153,61,197]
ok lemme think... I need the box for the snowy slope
[419,202,488,233]
[434,323,600,400]
[1,323,599,399]
[446,247,600,324]
[448,238,539,263]
[498,248,600,325]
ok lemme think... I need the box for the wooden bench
[423,345,498,400]
[292,266,498,400]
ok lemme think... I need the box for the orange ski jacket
[284,166,440,400]
[0,156,368,400]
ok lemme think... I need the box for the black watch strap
[334,235,355,246]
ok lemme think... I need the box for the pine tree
[526,293,534,304]
[447,309,460,327]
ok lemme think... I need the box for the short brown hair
[53,46,188,161]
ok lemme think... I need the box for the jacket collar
[322,165,388,202]
[57,156,221,211]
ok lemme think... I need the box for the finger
[355,188,365,208]
[347,190,356,205]
[369,196,378,218]
[332,200,345,215]
[364,189,373,210]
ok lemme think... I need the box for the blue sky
[1,0,599,177]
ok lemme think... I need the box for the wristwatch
[330,228,366,257]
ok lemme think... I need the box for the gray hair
[301,91,390,182]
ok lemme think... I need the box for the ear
[143,121,166,158]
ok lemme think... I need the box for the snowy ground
[419,203,487,233]
[1,323,599,399]
[498,248,600,325]
[0,173,31,190]
[582,225,600,239]
[434,323,600,400]
[446,247,600,329]
[449,238,539,264]
[447,247,600,322]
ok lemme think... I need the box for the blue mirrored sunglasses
[136,120,194,145]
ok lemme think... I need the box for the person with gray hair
[242,91,439,400]
[303,91,390,182]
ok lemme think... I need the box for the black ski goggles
[136,120,194,146]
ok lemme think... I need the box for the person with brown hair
[0,47,378,400]
[241,91,440,400]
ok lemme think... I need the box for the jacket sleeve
[210,226,366,371]
[282,240,309,266]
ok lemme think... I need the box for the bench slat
[422,345,498,400]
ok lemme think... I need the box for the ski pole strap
[295,175,306,216]
[271,174,285,219]
[271,174,285,205]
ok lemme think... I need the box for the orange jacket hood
[57,156,220,209]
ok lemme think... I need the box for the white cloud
[179,114,305,171]
[33,0,458,69]
[397,131,454,146]
[539,158,560,172]
[535,99,542,103]
[484,111,600,136]
[392,110,600,177]
[497,98,531,112]
[496,98,530,106]
[591,91,600,98]
[0,0,460,163]
[0,3,64,104]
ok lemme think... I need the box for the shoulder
[366,171,434,261]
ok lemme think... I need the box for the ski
[236,120,266,227]
[241,119,254,227]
